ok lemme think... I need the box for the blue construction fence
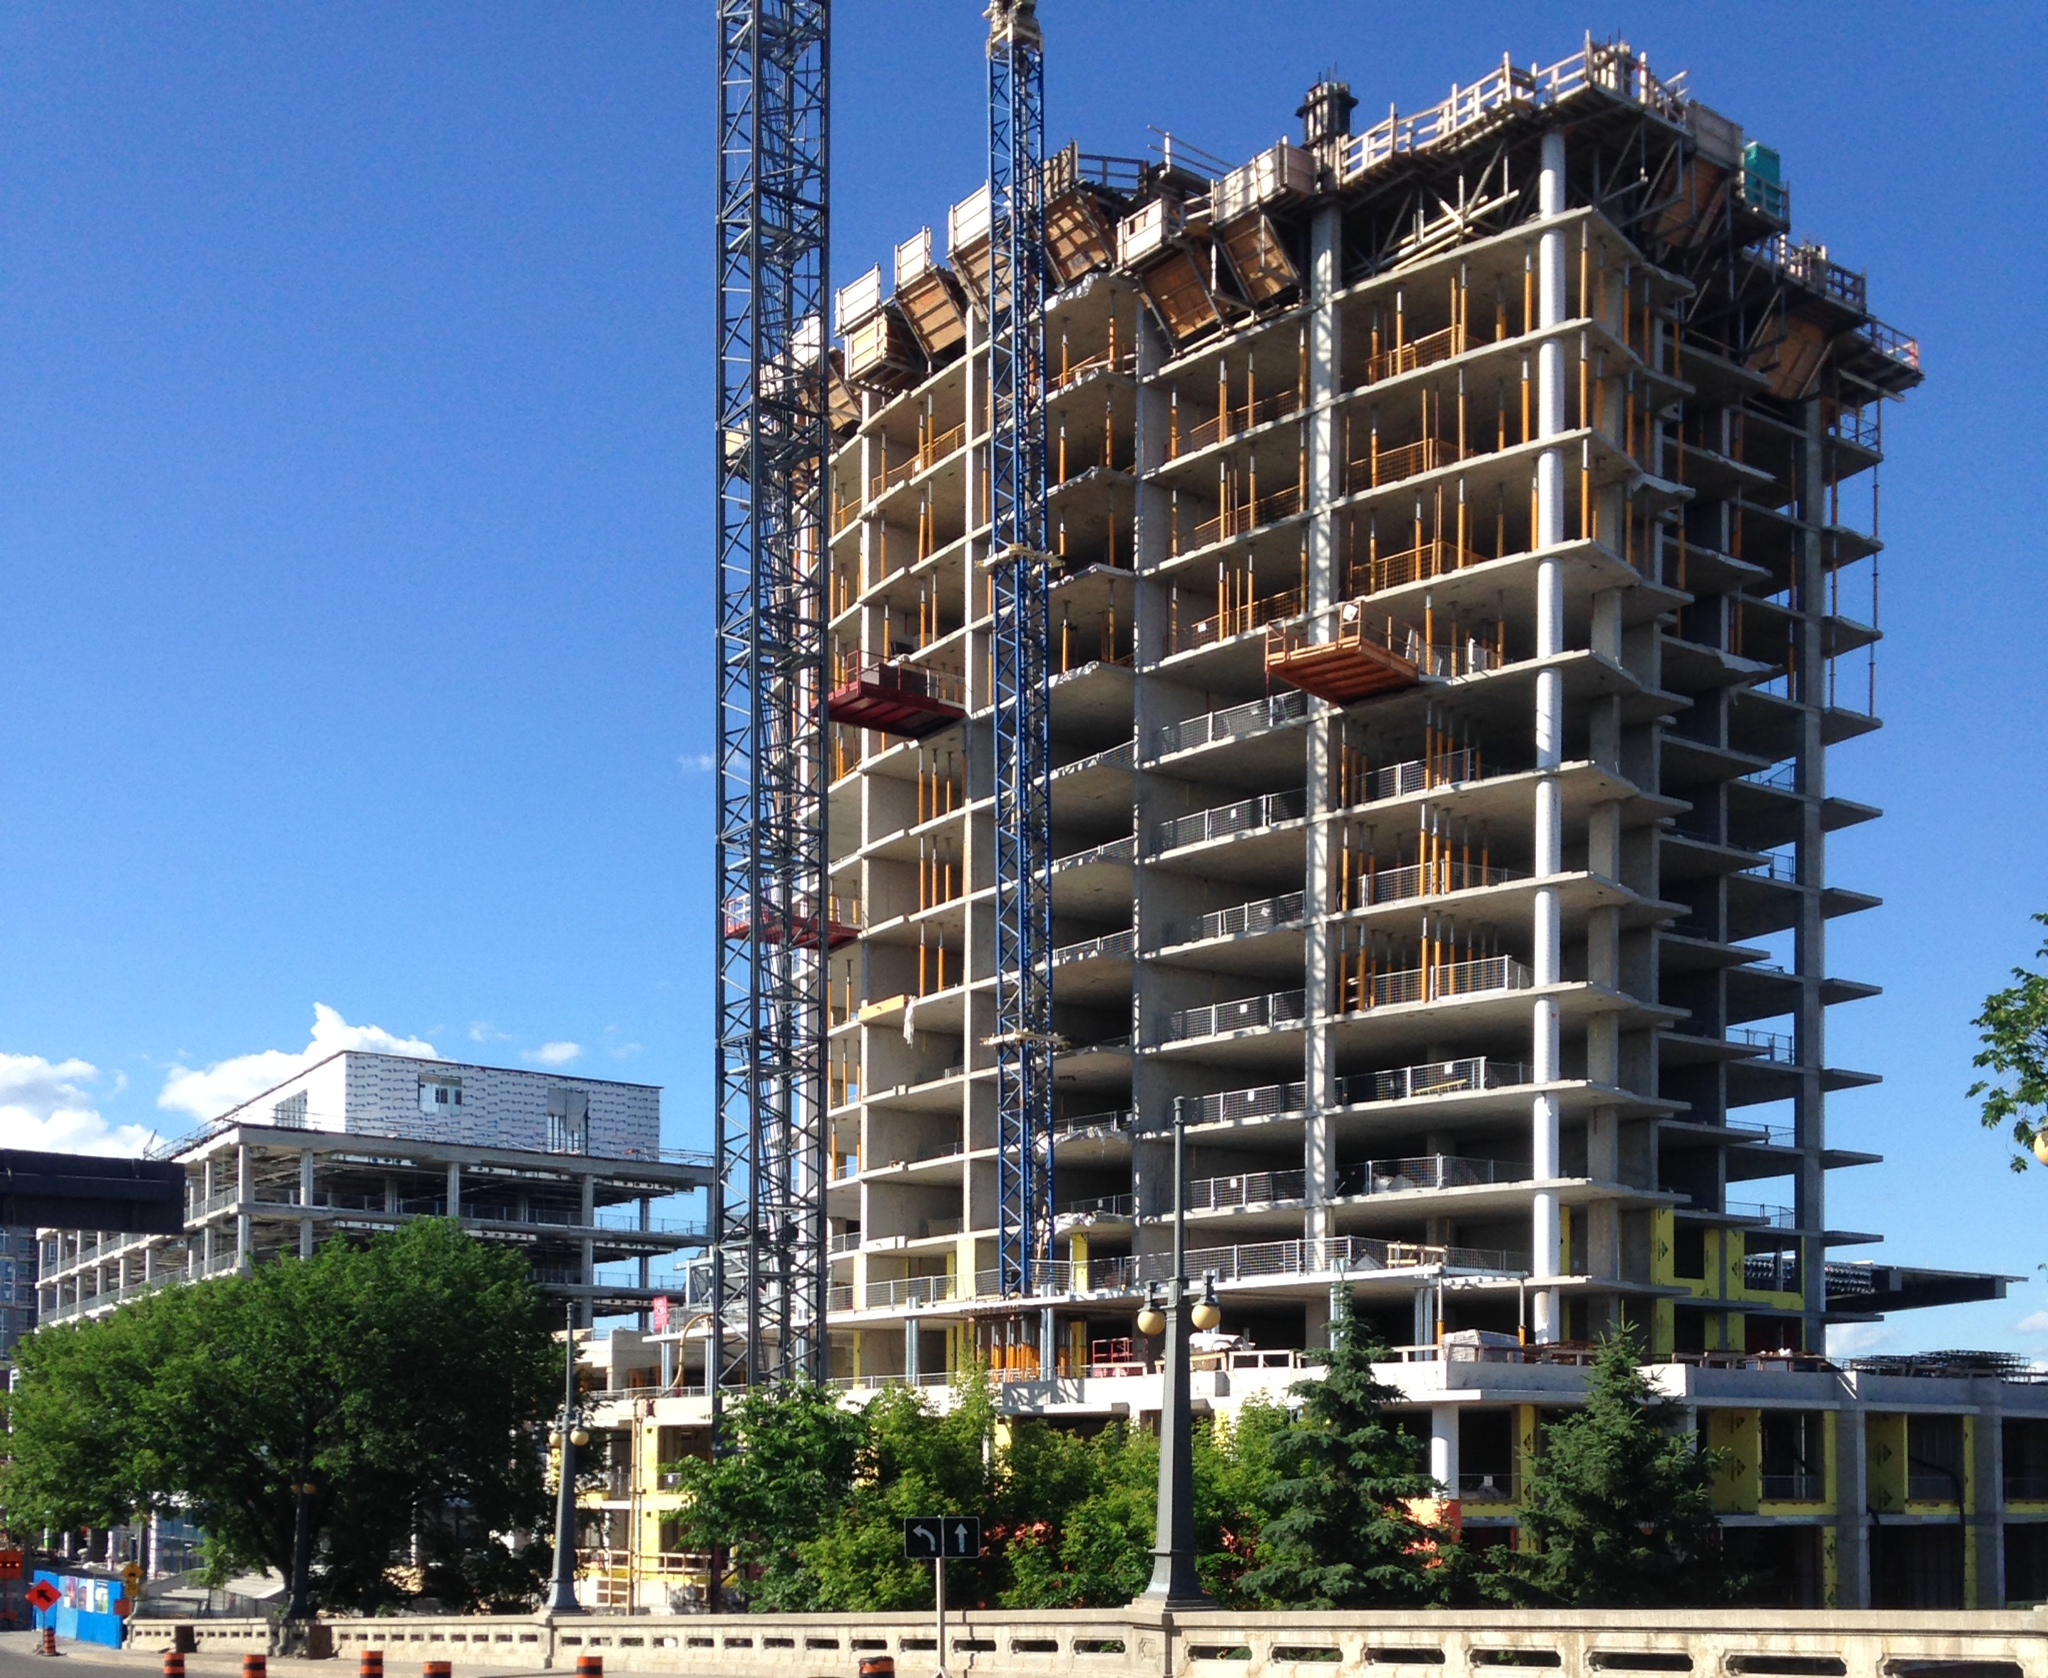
[33,1569,130,1648]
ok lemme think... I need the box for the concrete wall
[205,1051,663,1159]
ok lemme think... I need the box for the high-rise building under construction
[818,35,1978,1390]
[624,37,2043,1611]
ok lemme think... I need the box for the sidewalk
[0,1634,551,1678]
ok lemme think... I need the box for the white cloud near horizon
[0,1053,157,1156]
[158,1003,438,1120]
[528,1041,582,1067]
[2016,1310,2048,1334]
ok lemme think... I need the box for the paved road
[0,1634,551,1678]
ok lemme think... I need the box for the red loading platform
[1265,605,1422,703]
[722,897,860,951]
[826,654,967,739]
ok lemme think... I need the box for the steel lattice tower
[711,0,831,1409]
[987,0,1055,1298]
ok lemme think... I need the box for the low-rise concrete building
[567,1330,2048,1614]
[36,1051,712,1328]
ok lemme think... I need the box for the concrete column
[447,1159,462,1219]
[1970,1379,2005,1608]
[1833,1402,1871,1609]
[1793,396,1830,1338]
[299,1148,315,1259]
[234,1145,252,1272]
[1430,1404,1459,1492]
[637,1194,651,1296]
[1302,199,1344,1248]
[1127,309,1177,1283]
[580,1173,597,1328]
[1529,125,1569,1340]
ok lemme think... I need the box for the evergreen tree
[1484,1324,1734,1607]
[1240,1294,1444,1608]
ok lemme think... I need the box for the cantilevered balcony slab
[1332,758,1681,833]
[1329,981,1680,1062]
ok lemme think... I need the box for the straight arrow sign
[903,1515,979,1559]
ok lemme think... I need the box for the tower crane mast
[986,0,1056,1297]
[710,0,832,1416]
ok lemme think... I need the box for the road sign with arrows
[903,1515,980,1560]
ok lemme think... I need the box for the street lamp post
[1138,1099,1215,1608]
[547,1303,590,1617]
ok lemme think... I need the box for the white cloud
[676,752,715,773]
[2016,1311,2048,1335]
[528,1041,582,1067]
[468,1021,512,1044]
[0,1053,157,1156]
[158,1004,438,1121]
[1826,1322,1901,1358]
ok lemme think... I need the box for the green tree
[1482,1325,1732,1607]
[667,1379,863,1611]
[1001,1421,1157,1608]
[4,1220,558,1613]
[1971,911,2048,1172]
[1194,1398,1290,1605]
[1240,1297,1443,1608]
[801,1377,1003,1609]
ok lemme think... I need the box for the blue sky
[1,3,2042,1354]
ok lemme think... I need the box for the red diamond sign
[26,1581,59,1612]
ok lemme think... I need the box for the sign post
[902,1517,979,1678]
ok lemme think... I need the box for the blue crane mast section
[986,0,1057,1298]
[710,0,832,1413]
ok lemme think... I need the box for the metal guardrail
[1154,688,1310,757]
[1336,1154,1502,1197]
[1183,1169,1305,1212]
[1141,1233,1523,1284]
[1185,890,1305,944]
[1158,789,1307,851]
[1053,834,1136,870]
[1165,987,1307,1042]
[1339,1057,1530,1105]
[1727,1200,1797,1230]
[1059,1193,1135,1219]
[1347,954,1533,1010]
[1180,1081,1306,1126]
[1733,1026,1795,1063]
[1050,1108,1133,1138]
[1352,858,1524,907]
[1053,739,1135,776]
[1051,928,1134,966]
[1353,745,1491,803]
